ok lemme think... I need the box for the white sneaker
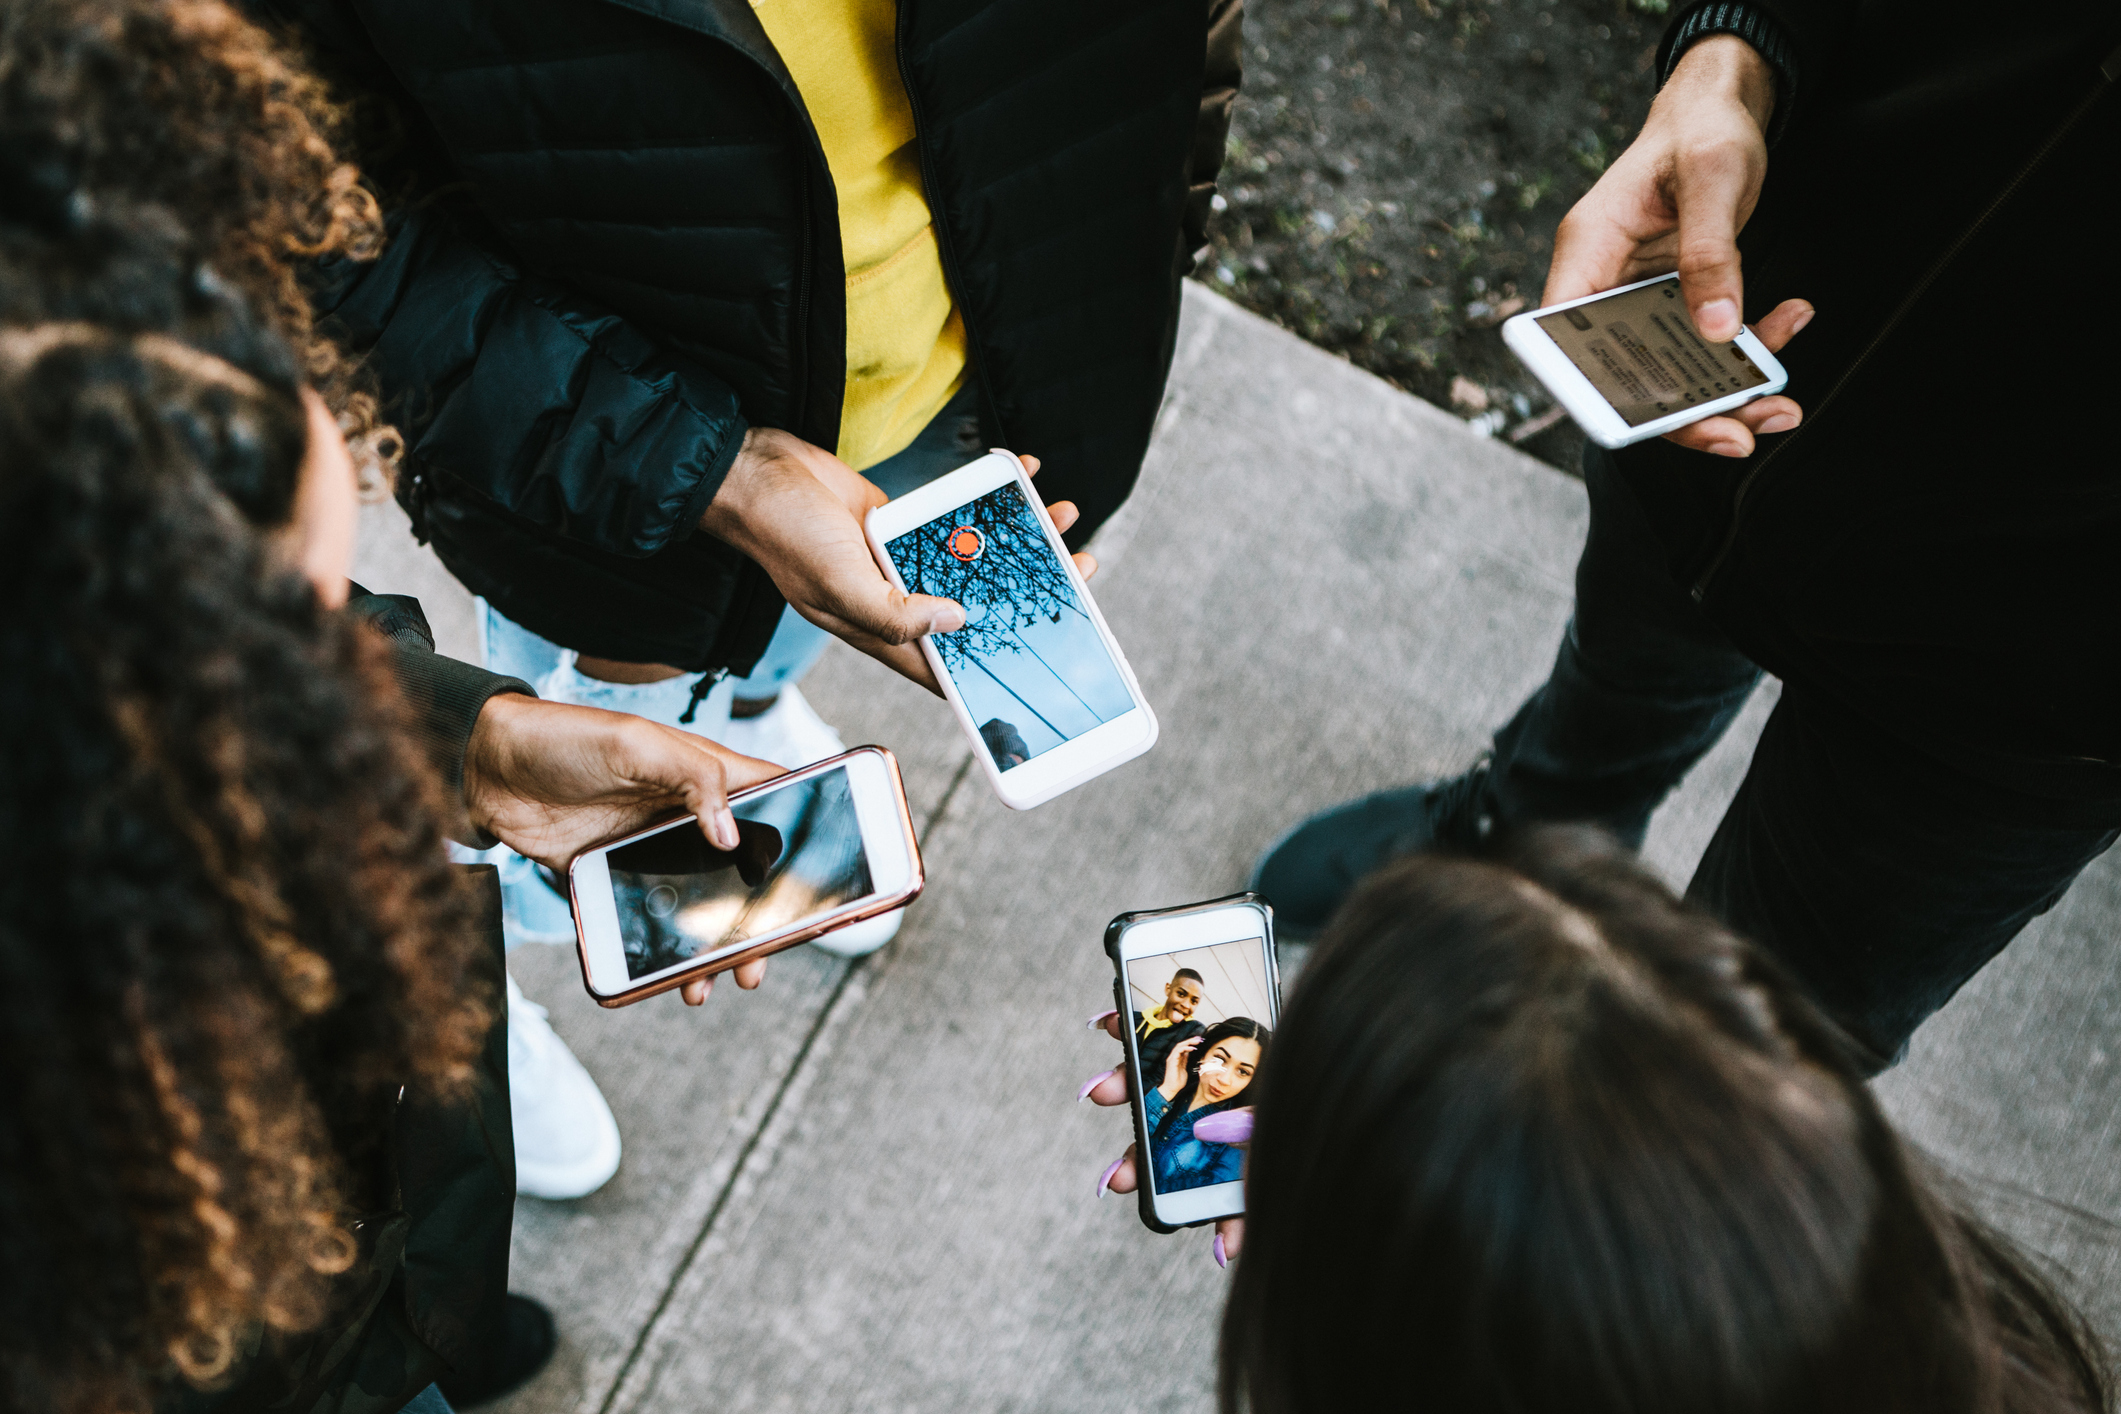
[722,688,904,959]
[506,972,622,1200]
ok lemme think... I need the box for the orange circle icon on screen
[946,525,985,562]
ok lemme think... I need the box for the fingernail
[1713,441,1749,458]
[1695,298,1739,338]
[1095,1157,1124,1199]
[1757,413,1799,436]
[713,808,739,849]
[929,604,966,634]
[1789,304,1815,336]
[1213,1233,1228,1269]
[1086,1009,1119,1030]
[1195,1111,1254,1145]
[1078,1067,1117,1103]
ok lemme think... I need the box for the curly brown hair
[0,326,489,1414]
[0,0,396,478]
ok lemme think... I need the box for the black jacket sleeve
[344,587,532,845]
[1658,0,1838,141]
[314,203,751,561]
[1183,0,1245,259]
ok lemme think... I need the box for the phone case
[570,747,924,1008]
[1103,892,1278,1233]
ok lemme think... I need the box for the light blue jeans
[483,383,984,699]
[401,1384,454,1414]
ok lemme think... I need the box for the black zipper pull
[678,668,729,725]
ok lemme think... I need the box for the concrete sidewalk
[356,283,2121,1414]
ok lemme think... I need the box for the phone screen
[1535,276,1769,426]
[884,479,1133,774]
[606,764,873,980]
[1125,936,1273,1200]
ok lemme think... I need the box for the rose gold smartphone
[568,748,921,1007]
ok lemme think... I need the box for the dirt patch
[1199,0,1668,473]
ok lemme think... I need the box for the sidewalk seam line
[593,749,975,1414]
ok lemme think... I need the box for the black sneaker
[1251,759,1496,934]
[436,1294,557,1409]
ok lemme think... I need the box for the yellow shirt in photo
[751,0,967,473]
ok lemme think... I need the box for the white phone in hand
[865,451,1157,810]
[1503,273,1788,448]
[569,748,921,1006]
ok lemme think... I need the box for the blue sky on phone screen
[886,481,1132,770]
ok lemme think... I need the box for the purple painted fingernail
[1095,1157,1124,1199]
[1085,1009,1119,1030]
[1077,1067,1117,1103]
[1195,1111,1254,1145]
[1213,1233,1228,1269]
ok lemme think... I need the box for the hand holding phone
[866,451,1156,809]
[1504,274,1791,449]
[568,748,921,1006]
[1088,895,1280,1262]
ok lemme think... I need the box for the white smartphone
[1104,894,1279,1233]
[865,451,1157,810]
[569,748,921,1007]
[1502,273,1788,448]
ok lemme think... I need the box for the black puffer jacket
[270,0,1241,672]
[1619,0,2121,800]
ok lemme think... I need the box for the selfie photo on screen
[1127,939,1274,1195]
[887,481,1133,773]
[1535,276,1770,426]
[608,766,873,979]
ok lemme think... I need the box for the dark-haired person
[1256,4,2121,1073]
[1143,1019,1266,1194]
[252,0,1239,881]
[1091,831,2111,1413]
[1131,968,1208,1088]
[0,0,785,1201]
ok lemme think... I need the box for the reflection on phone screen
[1124,938,1273,1197]
[1535,276,1769,426]
[885,480,1131,774]
[607,764,873,980]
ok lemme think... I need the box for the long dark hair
[1221,828,2109,1414]
[1156,1016,1270,1142]
[0,327,489,1414]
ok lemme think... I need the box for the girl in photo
[1145,1018,1270,1194]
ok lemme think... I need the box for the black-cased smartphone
[1104,893,1280,1233]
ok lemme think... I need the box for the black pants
[1487,446,2120,1066]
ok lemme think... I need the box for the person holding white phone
[1259,5,2121,1072]
[272,0,1244,945]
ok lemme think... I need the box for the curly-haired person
[0,204,789,1410]
[0,322,496,1414]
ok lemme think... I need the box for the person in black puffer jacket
[1258,1,2121,1071]
[252,0,1241,767]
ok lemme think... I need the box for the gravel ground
[1199,0,1669,472]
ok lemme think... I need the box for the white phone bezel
[570,749,916,1001]
[1117,902,1279,1229]
[1501,273,1789,448]
[865,451,1157,811]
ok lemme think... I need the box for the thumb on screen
[1672,141,1755,342]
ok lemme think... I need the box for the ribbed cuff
[1660,2,1800,144]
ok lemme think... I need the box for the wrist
[700,427,799,542]
[462,689,533,830]
[1667,33,1776,134]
